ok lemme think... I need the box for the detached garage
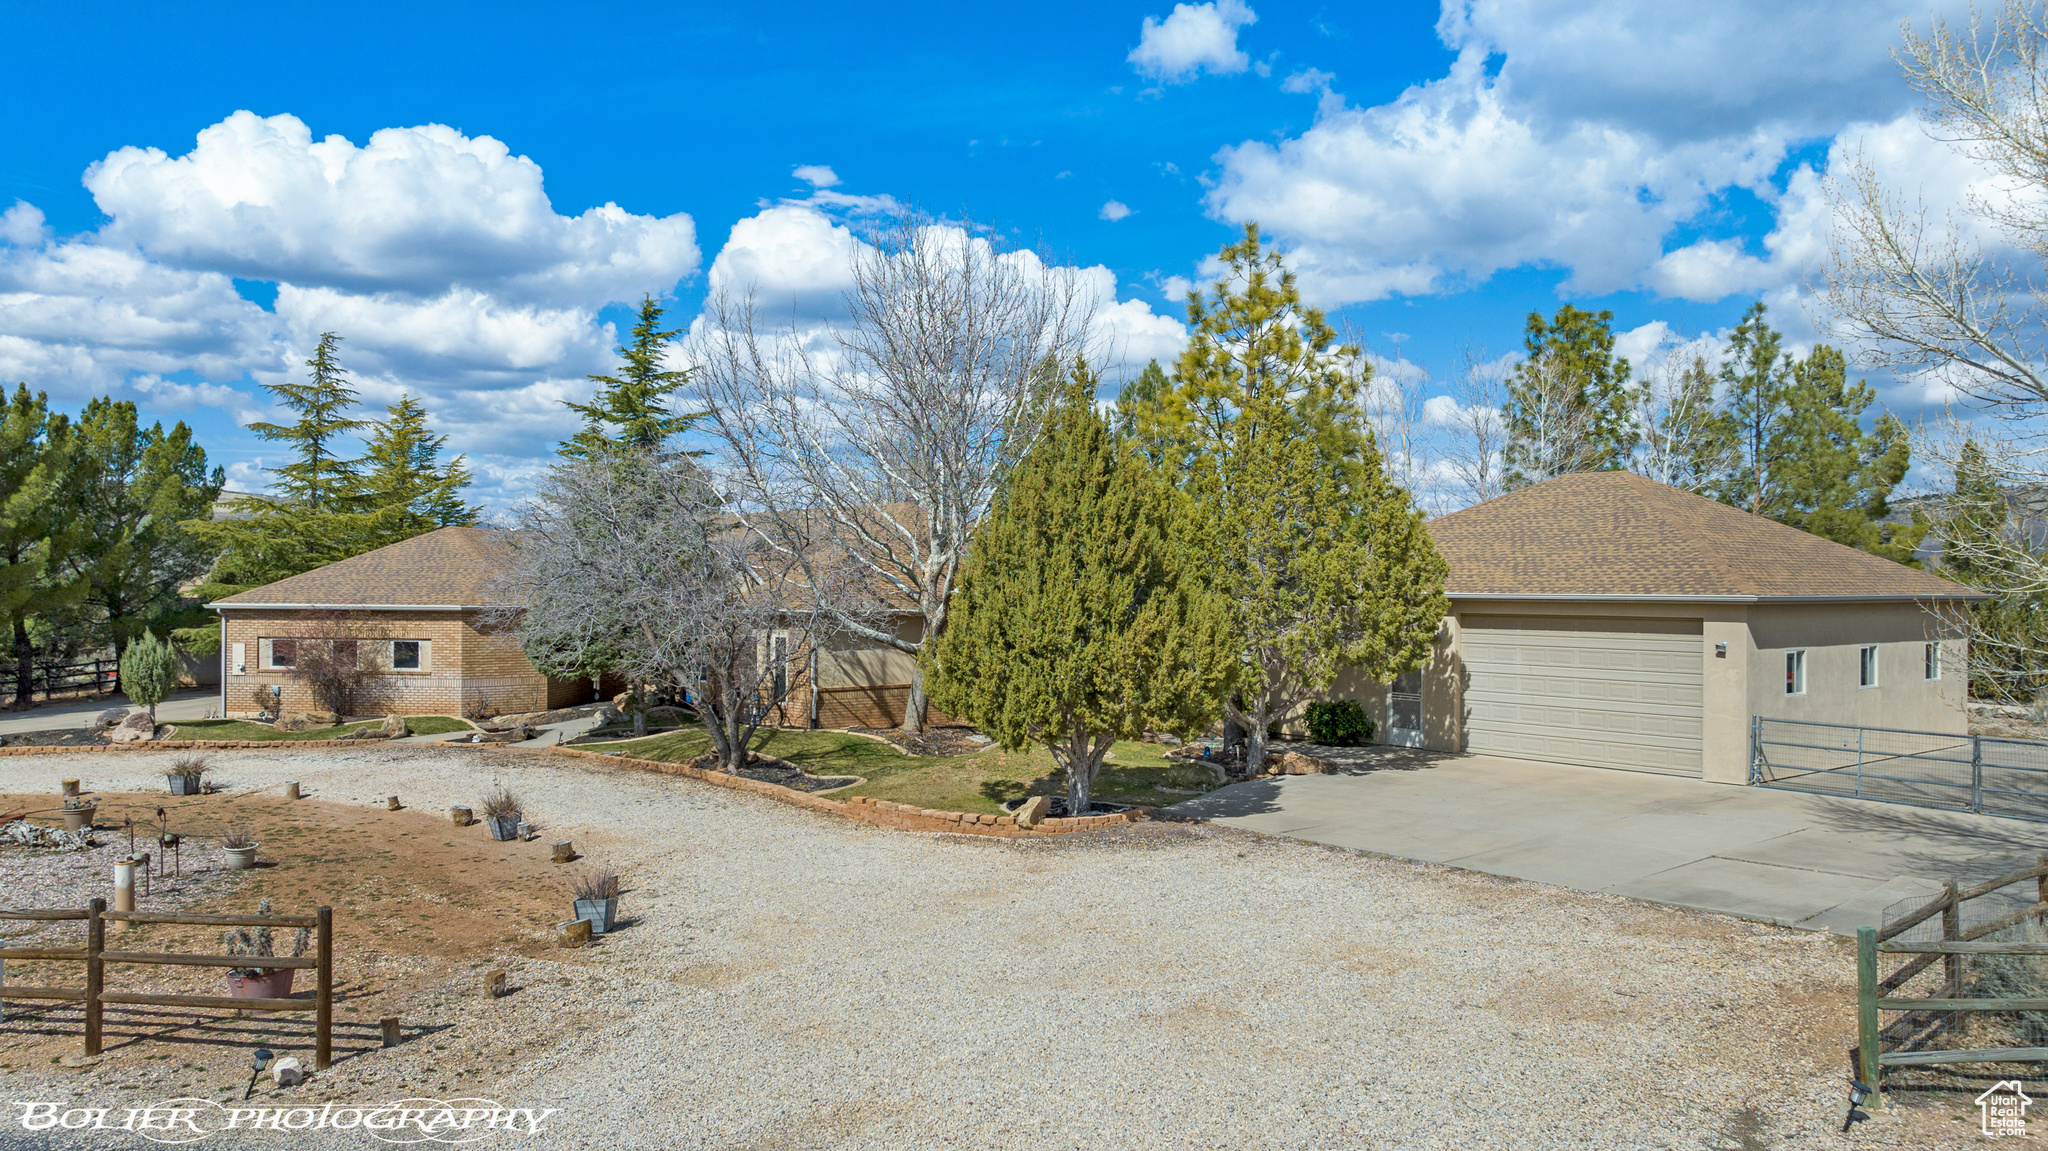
[1336,472,1982,784]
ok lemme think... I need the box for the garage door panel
[1462,615,1703,777]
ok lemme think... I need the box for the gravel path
[0,747,1998,1150]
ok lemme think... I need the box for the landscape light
[245,1047,274,1100]
[1842,1079,1871,1132]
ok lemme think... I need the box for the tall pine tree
[67,399,222,657]
[247,333,366,510]
[562,296,702,458]
[1502,304,1635,486]
[360,395,479,530]
[924,362,1234,813]
[0,386,91,706]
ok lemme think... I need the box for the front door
[1388,670,1424,747]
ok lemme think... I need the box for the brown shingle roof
[1427,471,1980,600]
[212,526,515,608]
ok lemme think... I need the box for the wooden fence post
[315,905,332,1070]
[1942,880,1966,1041]
[1857,925,1882,1107]
[84,898,104,1057]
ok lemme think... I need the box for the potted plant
[223,899,309,1001]
[167,755,208,796]
[222,826,259,870]
[61,796,97,831]
[479,785,524,842]
[571,868,622,934]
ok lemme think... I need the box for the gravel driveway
[0,747,1991,1149]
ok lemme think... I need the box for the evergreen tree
[924,363,1234,813]
[1140,224,1450,774]
[1502,304,1635,486]
[1112,359,1175,468]
[0,385,91,707]
[562,296,702,458]
[67,399,222,657]
[1765,344,1920,563]
[1714,302,1791,516]
[247,333,367,510]
[360,394,479,530]
[118,629,177,720]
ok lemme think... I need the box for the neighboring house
[209,524,932,726]
[1320,472,1982,784]
[209,527,591,718]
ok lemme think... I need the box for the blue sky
[0,0,1977,507]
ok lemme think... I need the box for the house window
[1925,642,1940,681]
[393,640,422,671]
[268,639,297,669]
[1785,650,1805,695]
[1860,645,1879,688]
[771,633,788,699]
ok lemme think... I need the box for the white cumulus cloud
[85,110,699,303]
[1129,0,1257,84]
[793,165,841,188]
[1100,200,1133,221]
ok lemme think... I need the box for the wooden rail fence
[1855,852,2048,1105]
[0,900,333,1067]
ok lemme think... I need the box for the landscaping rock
[270,1057,304,1087]
[93,708,127,730]
[303,709,339,725]
[273,712,331,733]
[1014,795,1051,829]
[1269,751,1337,776]
[377,714,407,739]
[108,712,159,744]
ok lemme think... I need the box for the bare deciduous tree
[1821,1,2048,698]
[1821,0,2048,412]
[493,450,842,771]
[1628,349,1729,493]
[1439,348,1511,507]
[693,214,1094,733]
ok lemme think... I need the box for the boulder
[93,708,127,730]
[302,709,339,725]
[270,1056,304,1087]
[1268,751,1337,776]
[108,711,158,744]
[274,708,333,733]
[1014,795,1051,829]
[377,714,407,739]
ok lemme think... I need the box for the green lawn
[594,724,1215,815]
[171,715,473,742]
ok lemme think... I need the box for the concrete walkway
[0,687,218,735]
[1167,749,2048,935]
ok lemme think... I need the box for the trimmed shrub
[1306,700,1375,747]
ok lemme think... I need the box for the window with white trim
[1925,642,1940,681]
[393,640,423,671]
[263,638,298,670]
[1785,650,1805,695]
[1860,644,1879,688]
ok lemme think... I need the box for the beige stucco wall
[1745,602,1966,736]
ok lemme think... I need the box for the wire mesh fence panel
[1979,738,2048,823]
[1752,717,1988,812]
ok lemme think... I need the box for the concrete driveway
[0,687,218,735]
[1168,749,2048,935]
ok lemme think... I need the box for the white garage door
[1462,615,1704,777]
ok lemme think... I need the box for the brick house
[209,524,935,726]
[208,527,591,718]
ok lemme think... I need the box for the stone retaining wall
[0,740,1145,839]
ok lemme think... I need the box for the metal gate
[1751,716,2048,822]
